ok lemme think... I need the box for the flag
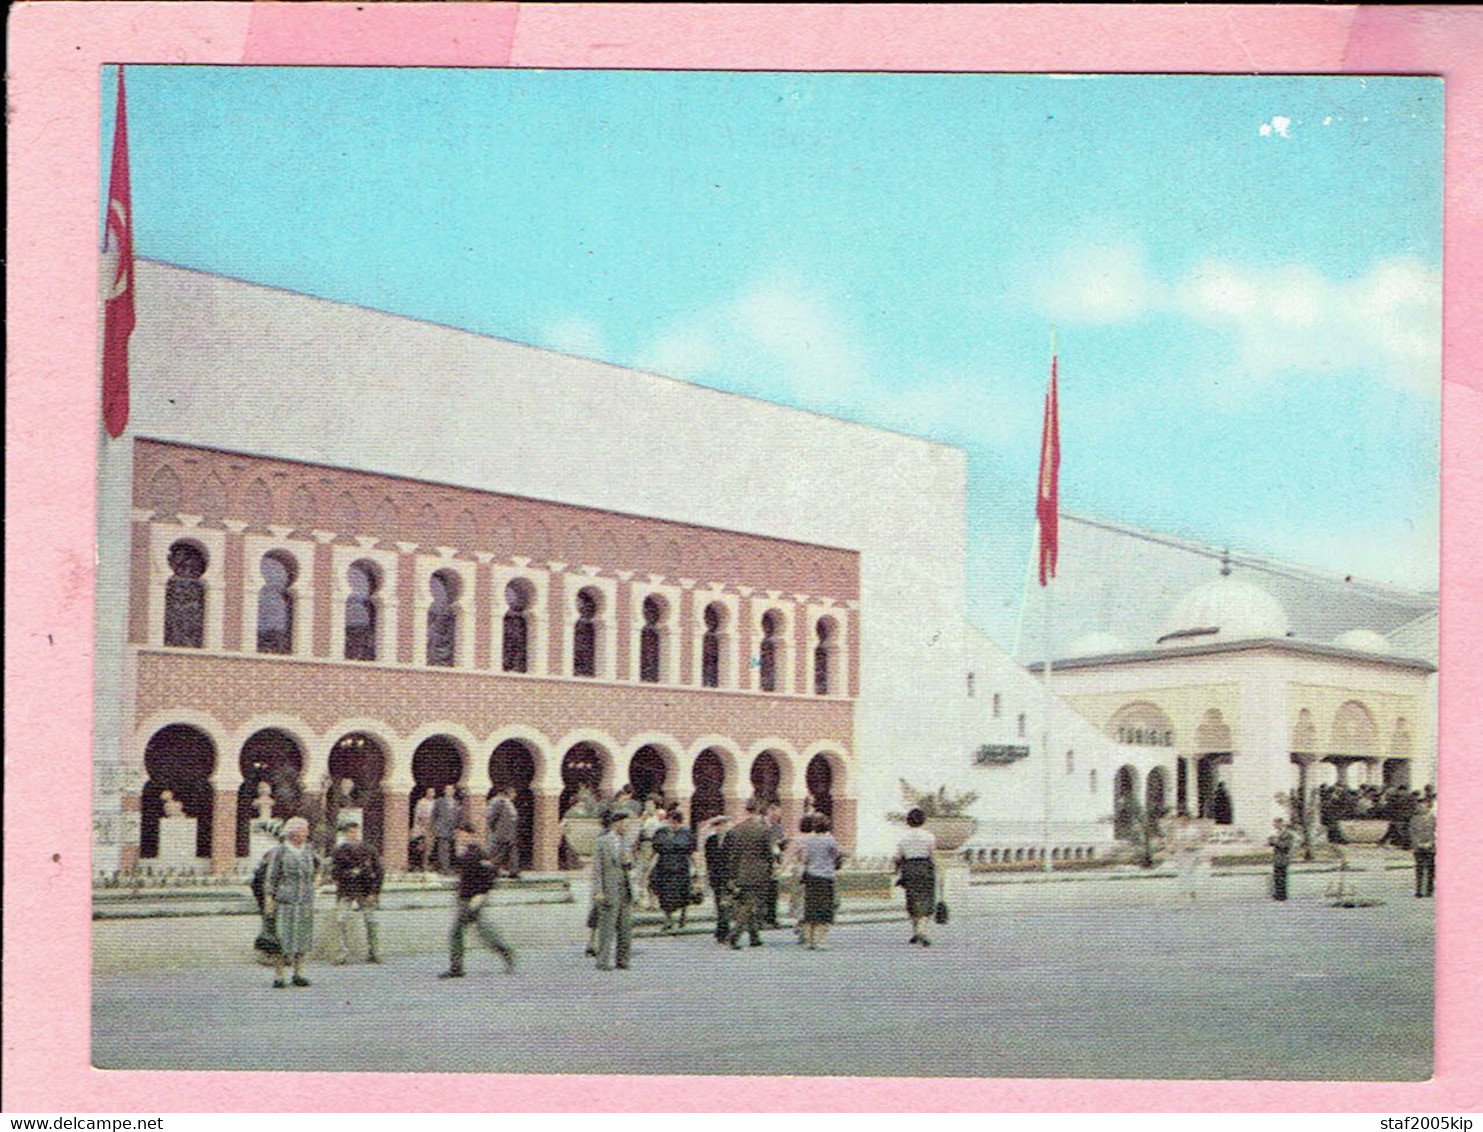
[1036,354,1060,586]
[102,66,135,438]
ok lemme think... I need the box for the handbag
[254,913,282,955]
[934,900,950,925]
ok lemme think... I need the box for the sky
[102,67,1443,642]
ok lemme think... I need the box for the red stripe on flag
[102,66,135,438]
[1036,355,1060,586]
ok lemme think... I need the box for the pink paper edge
[6,1,1481,1113]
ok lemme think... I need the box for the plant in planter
[560,785,606,860]
[887,779,980,850]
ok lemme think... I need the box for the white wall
[96,262,969,855]
[961,624,1166,847]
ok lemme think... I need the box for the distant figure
[725,799,775,950]
[591,809,635,971]
[895,807,938,946]
[701,815,734,944]
[1409,799,1436,898]
[161,789,186,819]
[1267,817,1295,902]
[650,807,696,933]
[411,787,437,871]
[485,786,521,879]
[1211,782,1233,826]
[330,821,383,964]
[263,816,320,988]
[634,799,662,911]
[1170,815,1204,905]
[431,784,461,874]
[800,813,842,950]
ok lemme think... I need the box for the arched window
[344,559,381,661]
[503,579,533,673]
[164,540,207,648]
[759,610,782,693]
[1065,750,1075,775]
[701,603,725,689]
[1017,712,1027,738]
[992,693,1002,719]
[256,550,297,655]
[426,569,461,667]
[639,595,665,683]
[967,671,975,698]
[1089,768,1098,794]
[814,618,836,696]
[573,588,600,678]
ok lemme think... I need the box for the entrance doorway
[328,732,386,853]
[237,728,303,857]
[806,754,835,817]
[750,751,782,805]
[559,742,606,816]
[1196,754,1234,824]
[142,724,216,859]
[409,735,464,828]
[628,745,669,801]
[489,739,538,869]
[691,748,727,826]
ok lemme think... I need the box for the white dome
[1333,629,1390,653]
[1157,575,1290,646]
[1065,631,1129,658]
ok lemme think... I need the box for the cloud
[633,277,1033,447]
[1033,242,1441,398]
[540,317,607,360]
[1259,115,1292,138]
[1274,503,1439,591]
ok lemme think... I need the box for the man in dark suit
[725,799,775,949]
[701,815,734,943]
[1410,799,1436,898]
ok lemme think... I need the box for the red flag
[102,66,135,438]
[1036,354,1060,586]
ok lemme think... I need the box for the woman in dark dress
[894,807,938,947]
[650,807,696,932]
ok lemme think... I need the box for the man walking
[330,820,383,963]
[439,823,516,978]
[485,786,521,879]
[431,783,461,874]
[591,809,635,970]
[701,815,734,944]
[1409,798,1436,898]
[1266,817,1295,902]
[726,799,775,949]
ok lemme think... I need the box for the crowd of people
[249,783,942,986]
[1317,783,1436,847]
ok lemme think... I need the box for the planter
[561,815,603,859]
[1337,819,1391,845]
[923,816,978,851]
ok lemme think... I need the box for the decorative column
[382,780,412,874]
[833,797,858,854]
[395,543,418,664]
[312,536,335,657]
[219,523,246,651]
[473,556,495,670]
[724,793,747,821]
[737,589,756,691]
[547,566,567,676]
[779,796,804,836]
[531,790,562,872]
[210,770,243,875]
[613,574,634,680]
[677,583,696,685]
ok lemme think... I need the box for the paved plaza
[93,866,1432,1080]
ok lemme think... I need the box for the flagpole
[1040,327,1058,873]
[1010,521,1039,661]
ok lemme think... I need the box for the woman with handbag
[800,813,842,950]
[650,807,697,932]
[895,807,938,947]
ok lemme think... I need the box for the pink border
[7,2,1482,1112]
